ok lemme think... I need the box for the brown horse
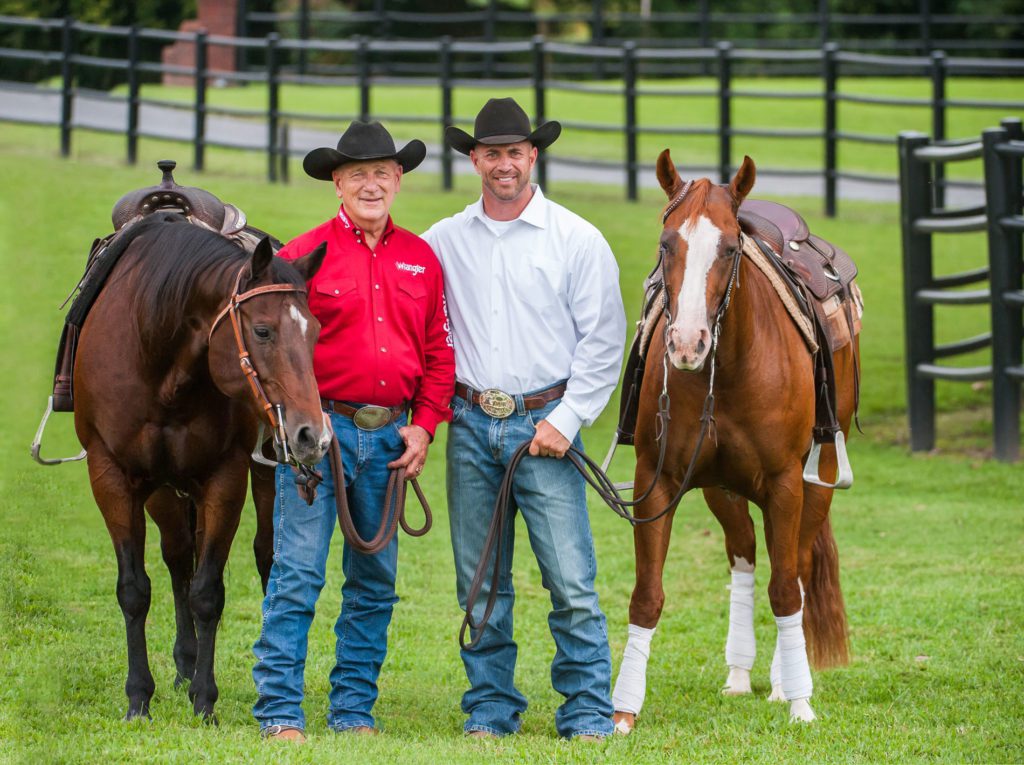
[611,152,857,730]
[73,213,329,720]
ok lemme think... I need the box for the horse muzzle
[666,324,711,371]
[287,416,331,466]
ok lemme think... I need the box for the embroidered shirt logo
[396,262,426,275]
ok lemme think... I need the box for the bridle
[208,262,310,469]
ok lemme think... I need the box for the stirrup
[802,430,853,489]
[600,432,635,492]
[30,396,87,466]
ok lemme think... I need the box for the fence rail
[898,117,1023,460]
[1,16,1023,216]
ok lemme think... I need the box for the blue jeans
[252,410,405,733]
[446,391,614,739]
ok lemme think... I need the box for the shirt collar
[469,184,548,231]
[337,205,395,241]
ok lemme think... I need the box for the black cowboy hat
[445,97,561,156]
[303,121,426,181]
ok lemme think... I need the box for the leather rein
[209,263,431,556]
[460,182,742,649]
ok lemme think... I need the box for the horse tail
[804,515,849,669]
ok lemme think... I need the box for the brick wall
[162,0,240,87]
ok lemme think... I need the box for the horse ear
[729,155,756,207]
[656,149,682,198]
[289,241,328,282]
[250,236,274,280]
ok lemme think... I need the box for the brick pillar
[162,0,240,86]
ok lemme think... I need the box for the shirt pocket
[396,277,429,328]
[522,258,563,312]
[314,277,362,328]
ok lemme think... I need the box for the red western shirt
[279,206,455,438]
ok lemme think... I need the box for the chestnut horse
[612,152,857,730]
[73,213,329,720]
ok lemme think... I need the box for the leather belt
[454,381,567,419]
[321,398,405,431]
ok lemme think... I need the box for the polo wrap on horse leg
[612,624,656,715]
[774,610,813,701]
[725,569,756,670]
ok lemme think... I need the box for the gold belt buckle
[352,405,392,431]
[478,388,515,419]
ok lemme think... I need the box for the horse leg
[612,471,680,735]
[763,473,816,722]
[704,487,757,696]
[188,459,248,721]
[249,460,276,594]
[87,447,155,720]
[146,488,198,690]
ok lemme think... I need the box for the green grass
[1,124,1022,763]
[116,76,1024,180]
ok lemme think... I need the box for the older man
[252,121,455,742]
[422,98,626,740]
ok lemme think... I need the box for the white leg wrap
[612,624,655,715]
[724,570,756,670]
[774,610,813,702]
[768,636,785,701]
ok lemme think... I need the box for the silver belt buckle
[352,405,392,431]
[478,388,515,419]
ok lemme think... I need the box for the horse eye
[253,325,272,340]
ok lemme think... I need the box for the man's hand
[529,420,571,459]
[388,424,431,478]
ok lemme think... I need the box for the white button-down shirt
[422,186,626,441]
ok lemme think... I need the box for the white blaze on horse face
[288,304,309,340]
[667,214,721,370]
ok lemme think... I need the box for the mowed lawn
[0,125,1022,763]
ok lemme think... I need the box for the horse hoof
[789,698,816,722]
[613,712,635,735]
[721,667,752,696]
[124,707,152,722]
[174,674,191,691]
[767,684,786,702]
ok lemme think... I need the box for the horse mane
[680,178,716,225]
[122,213,303,346]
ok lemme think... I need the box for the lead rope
[460,247,743,650]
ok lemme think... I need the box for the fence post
[298,0,310,76]
[983,119,1024,461]
[898,131,937,451]
[930,50,947,208]
[60,16,73,158]
[484,0,497,79]
[193,29,208,172]
[266,33,279,183]
[236,0,248,72]
[823,42,838,217]
[624,41,638,201]
[357,37,371,122]
[920,0,932,55]
[533,36,548,190]
[699,0,711,76]
[591,0,605,79]
[717,41,732,184]
[440,36,454,191]
[126,23,140,165]
[280,121,290,184]
[818,0,830,47]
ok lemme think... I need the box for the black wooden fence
[898,118,1023,461]
[242,0,1024,77]
[2,15,1024,216]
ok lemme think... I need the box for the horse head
[656,149,756,371]
[208,237,331,467]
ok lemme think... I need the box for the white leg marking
[612,624,655,716]
[790,697,816,723]
[723,564,756,695]
[768,639,785,702]
[288,304,309,339]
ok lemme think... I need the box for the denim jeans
[446,390,614,739]
[252,409,405,733]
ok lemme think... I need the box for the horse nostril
[295,425,315,449]
[696,337,705,355]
